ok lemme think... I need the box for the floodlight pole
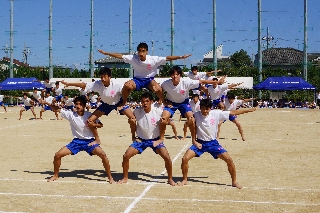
[129,0,133,78]
[89,0,94,78]
[170,0,174,64]
[9,0,14,78]
[213,0,217,72]
[258,0,262,99]
[303,0,308,81]
[49,0,53,79]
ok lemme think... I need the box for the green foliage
[229,49,251,68]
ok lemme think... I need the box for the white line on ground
[123,143,190,213]
[1,178,319,192]
[0,192,318,206]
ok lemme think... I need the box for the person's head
[140,92,153,111]
[169,66,183,84]
[73,96,87,111]
[23,93,28,98]
[92,79,95,82]
[55,81,59,86]
[226,93,236,103]
[155,96,162,104]
[98,67,112,86]
[45,92,51,97]
[200,99,212,116]
[33,88,38,92]
[192,93,199,102]
[137,42,148,61]
[191,66,198,75]
[211,77,219,87]
[64,95,69,99]
[45,78,49,83]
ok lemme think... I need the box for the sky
[0,0,319,70]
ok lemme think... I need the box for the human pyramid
[10,42,256,188]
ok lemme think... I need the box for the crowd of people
[1,42,267,188]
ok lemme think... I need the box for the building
[94,53,130,69]
[0,57,30,70]
[196,44,230,67]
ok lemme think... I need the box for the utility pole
[170,0,174,64]
[213,0,217,72]
[49,0,53,79]
[10,0,14,78]
[258,0,262,99]
[89,0,94,78]
[303,0,308,81]
[129,0,133,78]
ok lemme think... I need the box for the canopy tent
[253,77,316,90]
[0,77,45,90]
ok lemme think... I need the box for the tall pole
[9,0,14,78]
[49,0,53,79]
[213,0,217,72]
[266,27,269,49]
[89,0,94,78]
[170,0,174,63]
[303,0,308,81]
[129,0,133,78]
[258,0,262,98]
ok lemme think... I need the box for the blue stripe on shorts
[189,139,227,159]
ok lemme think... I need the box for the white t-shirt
[79,88,88,96]
[190,100,200,113]
[317,93,320,100]
[29,91,41,100]
[21,97,32,106]
[44,81,53,88]
[194,110,230,141]
[89,94,98,103]
[183,71,207,80]
[0,95,4,102]
[134,106,163,140]
[44,96,54,105]
[153,102,164,109]
[86,79,122,105]
[122,55,166,78]
[61,110,99,139]
[224,98,243,111]
[64,98,74,106]
[161,78,199,103]
[207,84,228,100]
[53,86,64,96]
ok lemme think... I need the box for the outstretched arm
[228,82,243,89]
[166,54,192,61]
[60,80,86,89]
[97,49,123,59]
[206,70,222,74]
[229,108,256,116]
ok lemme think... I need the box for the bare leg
[157,147,176,186]
[233,119,245,141]
[179,149,196,186]
[47,147,72,182]
[182,121,189,140]
[119,80,136,108]
[185,111,195,139]
[91,147,115,184]
[217,121,224,139]
[18,108,25,120]
[159,110,171,141]
[39,109,44,119]
[87,110,105,144]
[218,152,242,189]
[3,105,7,112]
[31,108,37,119]
[118,146,139,184]
[169,121,179,140]
[121,108,137,141]
[149,80,169,106]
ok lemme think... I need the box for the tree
[229,49,251,68]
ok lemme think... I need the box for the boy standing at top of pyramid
[98,42,191,108]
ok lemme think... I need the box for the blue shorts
[163,99,192,117]
[189,139,227,159]
[97,99,130,115]
[221,95,226,100]
[55,94,63,101]
[130,137,165,154]
[212,99,221,107]
[45,87,52,94]
[0,102,3,106]
[90,102,98,108]
[223,115,237,123]
[192,84,201,91]
[44,105,52,111]
[66,138,99,156]
[132,77,154,91]
[24,106,32,111]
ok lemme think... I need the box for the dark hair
[73,96,87,106]
[227,93,236,100]
[212,77,218,81]
[192,93,199,98]
[23,92,28,96]
[140,92,153,101]
[191,66,198,71]
[55,81,59,85]
[169,65,183,76]
[137,42,148,51]
[200,98,212,109]
[98,67,112,77]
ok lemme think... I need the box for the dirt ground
[0,106,319,213]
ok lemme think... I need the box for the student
[47,96,115,184]
[52,81,65,102]
[18,93,36,120]
[179,98,256,188]
[39,92,60,120]
[98,42,192,108]
[23,88,42,106]
[42,78,54,95]
[118,92,176,186]
[182,94,200,140]
[0,94,7,112]
[218,93,254,141]
[159,66,217,143]
[60,67,136,143]
[62,95,75,111]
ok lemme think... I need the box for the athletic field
[0,107,319,212]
